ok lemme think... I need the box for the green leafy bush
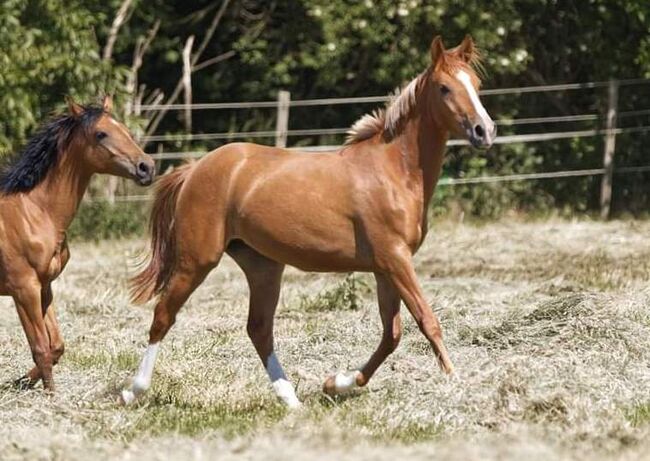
[68,201,148,241]
[299,274,366,311]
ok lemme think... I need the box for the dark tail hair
[130,163,194,304]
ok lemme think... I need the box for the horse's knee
[51,342,65,364]
[31,343,51,364]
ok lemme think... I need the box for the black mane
[0,105,105,194]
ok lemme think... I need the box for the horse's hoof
[121,388,137,405]
[322,371,362,397]
[322,375,338,397]
[441,361,455,375]
[12,375,38,391]
[271,378,302,409]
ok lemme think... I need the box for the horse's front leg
[16,285,65,389]
[383,248,454,374]
[12,277,55,391]
[323,272,402,396]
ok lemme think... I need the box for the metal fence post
[275,90,290,148]
[599,80,619,219]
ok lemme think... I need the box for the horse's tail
[130,163,194,304]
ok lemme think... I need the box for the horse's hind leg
[227,242,300,408]
[323,273,402,396]
[121,262,214,404]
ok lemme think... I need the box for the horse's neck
[393,105,449,215]
[29,142,92,236]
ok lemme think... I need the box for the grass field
[2,218,650,460]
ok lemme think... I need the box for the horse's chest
[45,238,70,281]
[376,187,424,251]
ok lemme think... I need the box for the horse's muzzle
[135,160,155,186]
[468,122,497,149]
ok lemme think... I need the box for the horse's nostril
[137,162,150,174]
[474,124,485,138]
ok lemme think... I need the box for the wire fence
[99,77,650,210]
[138,77,650,111]
[144,125,650,157]
[138,79,650,145]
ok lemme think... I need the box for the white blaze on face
[455,70,495,142]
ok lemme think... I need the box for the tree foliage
[0,0,121,152]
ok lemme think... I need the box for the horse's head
[427,35,496,149]
[67,96,155,185]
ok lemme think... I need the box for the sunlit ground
[1,218,650,460]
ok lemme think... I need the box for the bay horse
[123,35,496,408]
[1,96,154,392]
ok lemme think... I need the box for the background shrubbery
[68,201,148,240]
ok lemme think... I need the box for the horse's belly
[236,210,371,272]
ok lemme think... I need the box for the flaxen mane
[345,74,426,145]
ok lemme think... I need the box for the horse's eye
[440,84,451,96]
[95,131,108,141]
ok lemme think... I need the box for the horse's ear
[102,95,113,113]
[66,97,84,118]
[430,35,446,68]
[455,34,477,64]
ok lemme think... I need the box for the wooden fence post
[182,35,195,136]
[599,80,619,220]
[275,90,290,148]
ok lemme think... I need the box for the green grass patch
[299,274,367,312]
[126,396,287,439]
[313,391,445,444]
[66,349,139,371]
[626,402,650,427]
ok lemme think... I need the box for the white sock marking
[265,352,301,408]
[333,370,361,394]
[456,70,495,142]
[272,378,301,409]
[122,342,159,405]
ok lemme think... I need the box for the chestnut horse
[1,96,154,391]
[123,35,495,407]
